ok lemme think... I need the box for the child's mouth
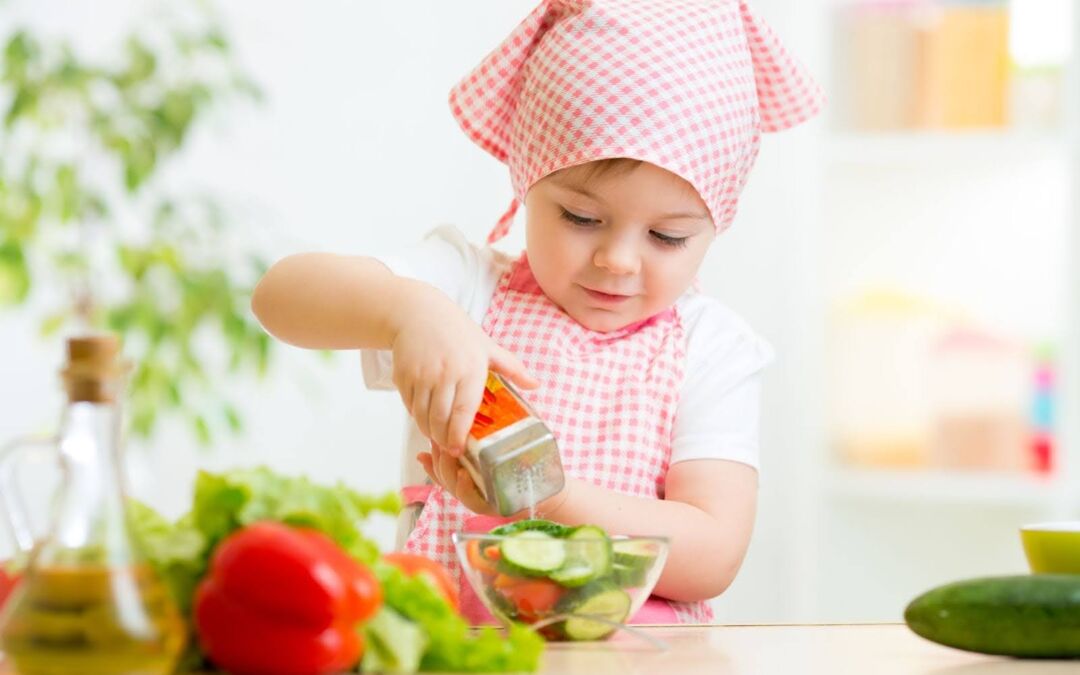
[581,286,633,304]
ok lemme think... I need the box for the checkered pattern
[448,0,824,243]
[405,257,714,624]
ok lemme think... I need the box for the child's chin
[571,308,636,333]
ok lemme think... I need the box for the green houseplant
[0,3,272,445]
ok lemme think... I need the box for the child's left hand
[417,443,495,516]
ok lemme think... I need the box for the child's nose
[593,236,640,276]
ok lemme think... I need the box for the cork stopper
[62,334,125,403]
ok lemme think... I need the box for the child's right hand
[391,299,538,456]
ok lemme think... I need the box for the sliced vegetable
[546,526,612,588]
[612,539,659,569]
[557,582,632,641]
[496,577,564,622]
[549,563,596,588]
[500,531,566,576]
[467,540,501,576]
[383,552,459,611]
[491,519,571,538]
[612,562,647,588]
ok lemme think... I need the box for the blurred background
[0,0,1076,623]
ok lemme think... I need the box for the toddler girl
[252,0,822,624]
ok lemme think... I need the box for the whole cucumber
[904,574,1080,658]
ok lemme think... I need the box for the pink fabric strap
[400,484,434,506]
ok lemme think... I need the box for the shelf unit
[786,0,1080,622]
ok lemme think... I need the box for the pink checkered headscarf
[449,0,825,243]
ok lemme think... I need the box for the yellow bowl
[1020,522,1080,574]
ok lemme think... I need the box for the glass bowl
[453,530,669,641]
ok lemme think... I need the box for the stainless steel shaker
[459,373,565,516]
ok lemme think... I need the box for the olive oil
[0,565,184,674]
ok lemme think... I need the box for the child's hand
[391,296,538,455]
[417,442,493,515]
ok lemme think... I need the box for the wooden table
[533,624,1077,675]
[2,624,1077,674]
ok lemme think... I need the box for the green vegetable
[612,539,659,568]
[904,575,1080,658]
[374,562,544,672]
[611,562,647,588]
[131,466,544,672]
[549,526,612,588]
[556,582,632,641]
[491,519,571,537]
[362,606,428,673]
[500,531,567,576]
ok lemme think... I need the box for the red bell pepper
[383,552,459,610]
[194,521,381,675]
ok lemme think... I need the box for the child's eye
[560,207,598,227]
[650,231,689,248]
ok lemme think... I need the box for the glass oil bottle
[0,335,185,675]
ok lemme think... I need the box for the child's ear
[737,0,826,133]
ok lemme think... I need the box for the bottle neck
[48,399,132,557]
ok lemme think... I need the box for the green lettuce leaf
[362,606,428,673]
[374,561,545,673]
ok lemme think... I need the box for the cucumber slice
[612,562,647,588]
[549,564,595,587]
[612,538,658,575]
[560,584,632,641]
[550,526,613,587]
[499,531,566,576]
[490,519,571,538]
[567,526,613,573]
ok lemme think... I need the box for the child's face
[524,160,715,333]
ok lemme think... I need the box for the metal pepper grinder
[458,373,565,516]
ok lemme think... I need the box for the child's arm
[251,253,537,449]
[538,460,756,603]
[252,253,436,350]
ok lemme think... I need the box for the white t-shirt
[362,226,774,515]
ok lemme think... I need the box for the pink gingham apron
[404,255,711,624]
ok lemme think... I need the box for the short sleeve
[360,225,507,390]
[671,295,775,469]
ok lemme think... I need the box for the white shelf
[824,130,1070,165]
[826,465,1071,510]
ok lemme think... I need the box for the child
[252,0,822,624]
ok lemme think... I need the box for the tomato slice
[497,578,563,621]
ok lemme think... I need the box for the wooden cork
[61,334,125,403]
